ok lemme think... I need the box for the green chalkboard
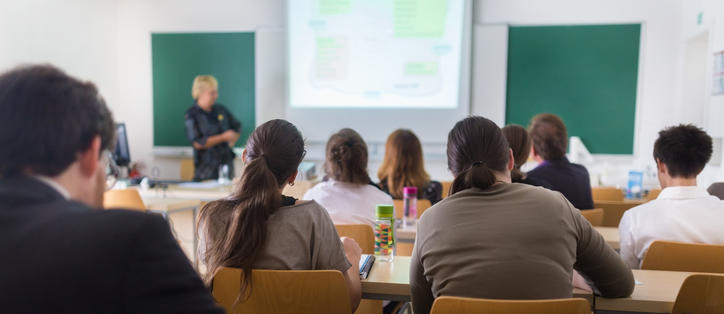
[506,24,640,154]
[151,32,255,147]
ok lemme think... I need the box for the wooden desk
[362,256,412,301]
[397,225,620,251]
[596,269,691,313]
[363,258,692,313]
[596,226,620,250]
[361,256,592,304]
[137,185,231,202]
[142,196,202,267]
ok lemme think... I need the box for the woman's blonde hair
[191,75,218,99]
[377,129,430,199]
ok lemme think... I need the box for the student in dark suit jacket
[0,65,222,314]
[524,114,594,210]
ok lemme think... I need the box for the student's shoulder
[569,162,591,175]
[63,202,171,243]
[508,182,566,201]
[280,199,329,218]
[622,199,661,219]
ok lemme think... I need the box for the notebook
[359,254,375,279]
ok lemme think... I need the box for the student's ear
[78,136,102,179]
[507,148,515,171]
[241,148,248,163]
[656,158,667,175]
[288,170,298,185]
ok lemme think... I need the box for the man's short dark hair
[0,64,115,177]
[653,124,712,178]
[528,113,568,160]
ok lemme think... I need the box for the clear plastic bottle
[374,204,395,262]
[403,186,418,227]
[218,164,230,185]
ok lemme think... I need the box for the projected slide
[288,0,466,109]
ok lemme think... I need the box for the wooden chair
[579,208,604,226]
[335,224,374,254]
[334,224,384,314]
[103,189,146,211]
[213,267,353,314]
[671,274,724,314]
[641,241,724,273]
[180,158,194,181]
[591,187,624,202]
[392,199,432,219]
[594,200,642,227]
[430,296,590,314]
[441,181,453,199]
[646,188,661,201]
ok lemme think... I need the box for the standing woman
[197,120,362,312]
[184,75,241,181]
[502,124,532,183]
[377,129,442,205]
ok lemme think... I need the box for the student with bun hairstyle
[409,116,633,314]
[378,129,442,204]
[502,124,532,183]
[304,128,393,226]
[197,120,362,312]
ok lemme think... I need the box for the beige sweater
[410,183,633,314]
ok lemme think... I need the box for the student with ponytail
[303,128,393,226]
[197,119,362,311]
[409,116,633,314]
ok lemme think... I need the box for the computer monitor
[113,123,131,167]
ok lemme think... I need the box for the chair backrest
[441,181,453,199]
[594,201,641,227]
[103,189,146,211]
[335,224,375,254]
[579,208,604,226]
[591,187,624,202]
[671,274,724,314]
[708,182,724,200]
[430,296,590,314]
[393,199,433,219]
[641,241,724,273]
[212,267,352,314]
[180,158,194,181]
[646,188,661,201]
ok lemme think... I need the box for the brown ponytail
[197,119,305,300]
[447,116,510,196]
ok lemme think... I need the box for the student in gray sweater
[410,116,634,314]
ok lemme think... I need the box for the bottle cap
[375,204,394,218]
[403,186,418,195]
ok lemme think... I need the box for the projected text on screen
[288,0,465,109]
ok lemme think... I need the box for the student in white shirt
[619,124,724,269]
[304,128,394,226]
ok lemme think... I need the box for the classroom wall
[6,0,721,186]
[0,0,120,112]
[476,0,691,188]
[117,0,690,184]
[683,0,724,185]
[114,0,285,180]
